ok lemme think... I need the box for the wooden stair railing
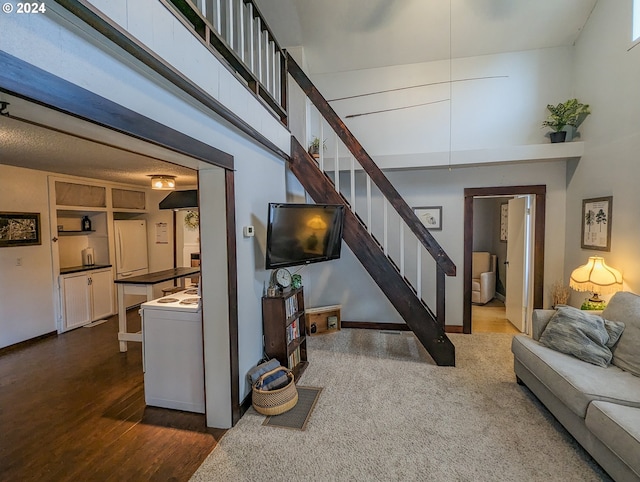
[287,53,457,366]
[287,53,455,277]
[290,139,455,366]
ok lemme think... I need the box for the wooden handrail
[287,53,456,277]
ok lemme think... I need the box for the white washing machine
[140,289,205,413]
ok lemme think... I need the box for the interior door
[505,197,526,332]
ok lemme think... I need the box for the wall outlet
[243,225,255,237]
[16,257,23,266]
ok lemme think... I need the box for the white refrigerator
[114,220,149,308]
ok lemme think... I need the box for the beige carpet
[191,330,611,481]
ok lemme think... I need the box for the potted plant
[308,137,325,158]
[541,98,591,143]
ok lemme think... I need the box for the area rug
[191,330,611,481]
[263,386,322,431]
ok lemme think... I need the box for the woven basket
[252,367,298,416]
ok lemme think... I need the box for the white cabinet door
[61,273,91,331]
[90,269,114,321]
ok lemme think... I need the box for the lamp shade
[569,256,622,294]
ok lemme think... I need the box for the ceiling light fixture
[149,175,176,190]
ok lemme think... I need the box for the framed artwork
[414,206,442,230]
[581,196,612,251]
[500,203,508,242]
[0,212,41,247]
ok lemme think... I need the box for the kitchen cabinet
[60,268,114,331]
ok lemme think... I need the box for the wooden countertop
[114,267,200,285]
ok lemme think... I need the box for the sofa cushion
[512,335,640,418]
[471,279,481,291]
[586,401,640,477]
[603,292,640,377]
[538,306,624,367]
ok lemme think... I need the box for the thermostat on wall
[243,226,255,237]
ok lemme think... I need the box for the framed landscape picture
[414,206,442,230]
[0,212,41,247]
[581,196,612,251]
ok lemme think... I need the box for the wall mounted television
[265,203,345,269]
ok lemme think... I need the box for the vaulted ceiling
[256,0,598,74]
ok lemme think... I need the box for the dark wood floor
[0,310,224,481]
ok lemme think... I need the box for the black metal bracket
[0,101,9,116]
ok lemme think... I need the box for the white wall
[306,161,567,326]
[0,165,56,347]
[232,141,287,402]
[569,0,640,301]
[310,48,574,158]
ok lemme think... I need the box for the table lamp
[569,256,623,304]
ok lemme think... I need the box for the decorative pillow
[604,319,625,348]
[539,306,624,367]
[603,292,640,377]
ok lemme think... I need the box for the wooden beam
[0,51,234,169]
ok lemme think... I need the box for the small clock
[271,268,292,290]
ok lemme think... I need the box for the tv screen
[265,203,345,269]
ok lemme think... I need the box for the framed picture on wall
[414,206,442,230]
[0,212,41,247]
[500,203,508,242]
[581,196,612,251]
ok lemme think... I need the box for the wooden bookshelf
[262,287,308,381]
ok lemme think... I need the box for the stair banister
[287,53,455,277]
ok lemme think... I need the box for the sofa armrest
[532,310,556,341]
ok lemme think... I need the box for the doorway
[463,186,546,334]
[0,82,240,427]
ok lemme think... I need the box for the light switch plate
[243,225,255,237]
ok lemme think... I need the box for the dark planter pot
[549,131,567,143]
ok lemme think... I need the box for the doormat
[263,386,322,431]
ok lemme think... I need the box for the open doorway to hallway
[463,186,547,335]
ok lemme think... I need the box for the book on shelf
[286,319,300,345]
[284,294,299,319]
[288,346,301,369]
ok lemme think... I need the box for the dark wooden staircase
[287,54,456,366]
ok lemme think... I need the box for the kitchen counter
[114,266,201,352]
[60,264,112,275]
[113,267,200,284]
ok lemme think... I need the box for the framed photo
[500,203,508,242]
[0,212,41,247]
[414,206,442,231]
[581,196,612,251]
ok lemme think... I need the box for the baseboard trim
[445,326,464,333]
[0,331,57,355]
[341,321,464,334]
[341,321,411,331]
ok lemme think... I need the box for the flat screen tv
[265,203,345,269]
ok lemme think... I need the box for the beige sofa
[511,292,640,482]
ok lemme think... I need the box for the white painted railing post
[334,132,340,196]
[383,199,388,256]
[350,155,355,210]
[416,242,422,299]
